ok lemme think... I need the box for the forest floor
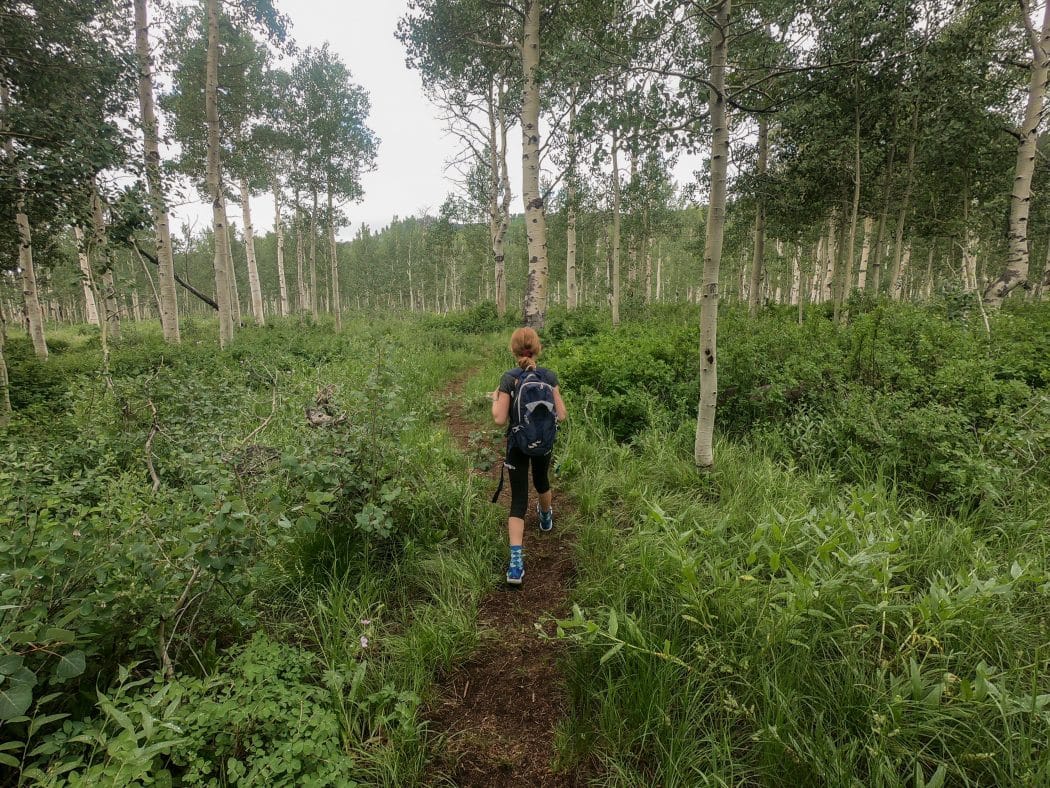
[426,370,590,787]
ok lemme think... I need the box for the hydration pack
[491,367,558,504]
[508,367,557,456]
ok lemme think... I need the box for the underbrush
[546,300,1050,512]
[554,418,1050,786]
[541,300,1050,785]
[0,318,505,785]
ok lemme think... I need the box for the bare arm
[553,386,568,422]
[491,390,510,426]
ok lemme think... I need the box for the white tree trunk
[566,94,578,310]
[239,179,265,325]
[206,0,234,347]
[656,242,663,301]
[890,105,920,295]
[695,0,730,469]
[135,0,179,343]
[294,189,307,312]
[310,190,319,320]
[224,205,242,325]
[73,226,101,326]
[645,235,654,304]
[0,302,11,419]
[892,243,911,300]
[790,246,802,305]
[611,133,622,327]
[274,183,289,316]
[985,0,1050,307]
[328,184,342,330]
[521,0,550,328]
[748,113,768,316]
[857,216,873,291]
[92,187,121,341]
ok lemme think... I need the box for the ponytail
[510,327,541,372]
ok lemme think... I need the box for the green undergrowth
[0,316,507,785]
[541,302,1050,786]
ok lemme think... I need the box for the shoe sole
[506,574,523,585]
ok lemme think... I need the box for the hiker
[490,327,568,585]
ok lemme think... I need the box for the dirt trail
[427,371,588,787]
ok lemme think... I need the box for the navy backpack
[491,367,558,502]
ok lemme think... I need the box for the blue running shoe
[506,547,524,585]
[537,504,553,532]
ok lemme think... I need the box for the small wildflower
[72,529,82,538]
[359,636,369,649]
[360,619,372,626]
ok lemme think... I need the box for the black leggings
[506,446,551,520]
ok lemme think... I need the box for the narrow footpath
[427,371,589,787]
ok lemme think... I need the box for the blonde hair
[510,327,541,371]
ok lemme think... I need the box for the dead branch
[159,565,201,680]
[241,371,279,446]
[305,384,347,428]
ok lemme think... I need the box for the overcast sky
[169,0,700,240]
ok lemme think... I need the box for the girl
[490,327,568,585]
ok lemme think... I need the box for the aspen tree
[694,0,730,470]
[0,300,9,420]
[611,130,623,327]
[274,184,289,316]
[134,0,180,343]
[239,179,265,325]
[985,0,1050,307]
[521,0,550,328]
[72,227,101,326]
[206,0,235,347]
[566,93,579,310]
[857,216,873,291]
[748,113,768,316]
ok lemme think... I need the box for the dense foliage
[538,301,1050,786]
[0,319,501,784]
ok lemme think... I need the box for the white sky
[168,0,701,240]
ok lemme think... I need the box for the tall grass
[556,410,1050,786]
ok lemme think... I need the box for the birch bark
[328,184,342,330]
[73,226,101,326]
[239,179,265,325]
[611,132,622,327]
[984,0,1050,307]
[274,183,289,316]
[857,216,873,291]
[206,0,234,347]
[0,302,10,419]
[521,0,550,328]
[695,0,730,469]
[135,0,179,342]
[566,95,578,310]
[890,104,920,294]
[748,113,768,316]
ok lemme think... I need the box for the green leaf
[925,764,947,788]
[0,655,23,675]
[43,628,76,644]
[54,650,86,681]
[0,753,20,768]
[607,609,618,640]
[599,642,624,665]
[0,684,33,720]
[7,668,36,688]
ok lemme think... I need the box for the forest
[1,0,1048,785]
